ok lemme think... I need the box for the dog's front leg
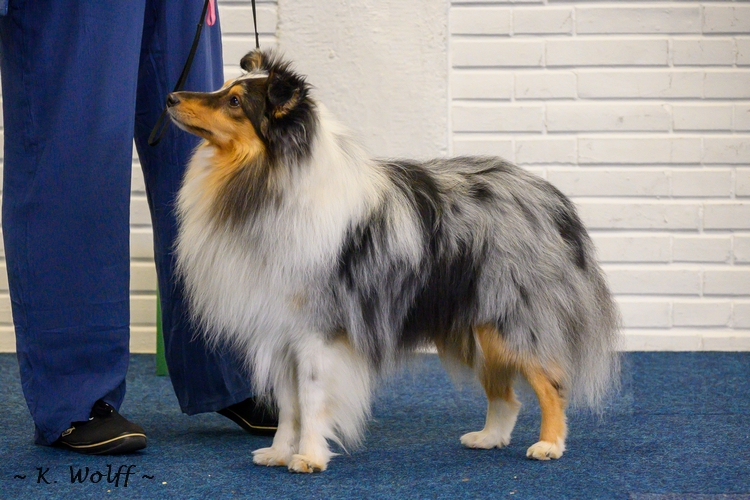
[288,337,334,473]
[252,369,299,467]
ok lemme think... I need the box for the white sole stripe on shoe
[61,433,147,449]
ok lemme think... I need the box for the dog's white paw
[460,430,510,449]
[288,454,328,473]
[253,447,293,467]
[526,440,564,460]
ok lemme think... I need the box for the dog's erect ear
[239,50,306,119]
[240,50,264,72]
[267,72,301,119]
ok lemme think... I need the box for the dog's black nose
[166,93,180,108]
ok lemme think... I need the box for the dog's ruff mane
[173,49,620,469]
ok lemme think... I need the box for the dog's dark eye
[228,96,241,108]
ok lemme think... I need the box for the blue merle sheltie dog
[167,49,620,473]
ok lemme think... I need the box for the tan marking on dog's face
[168,83,267,202]
[168,84,259,147]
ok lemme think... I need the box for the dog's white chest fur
[175,111,386,354]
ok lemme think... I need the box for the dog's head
[167,50,316,165]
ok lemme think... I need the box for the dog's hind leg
[460,325,521,449]
[469,324,567,459]
[521,364,567,460]
[461,365,520,449]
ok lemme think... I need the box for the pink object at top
[206,0,216,26]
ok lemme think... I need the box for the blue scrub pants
[0,0,253,445]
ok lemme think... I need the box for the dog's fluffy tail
[567,260,621,410]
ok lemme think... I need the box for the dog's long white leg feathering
[252,369,299,467]
[288,336,335,473]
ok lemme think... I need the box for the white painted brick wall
[704,270,750,296]
[452,71,514,99]
[576,6,702,34]
[704,203,750,229]
[452,7,511,35]
[513,7,573,35]
[547,169,670,197]
[735,236,750,263]
[515,71,577,99]
[738,38,750,65]
[672,169,733,198]
[672,38,737,66]
[592,235,671,263]
[577,70,704,99]
[703,5,750,34]
[673,236,732,263]
[516,138,577,164]
[452,103,544,132]
[673,300,732,327]
[705,71,750,99]
[735,168,750,196]
[735,302,750,328]
[450,0,750,350]
[546,103,672,132]
[453,40,545,67]
[737,107,750,131]
[673,105,733,131]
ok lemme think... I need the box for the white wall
[276,0,449,158]
[448,1,750,350]
[1,0,748,352]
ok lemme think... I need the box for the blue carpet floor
[0,352,748,499]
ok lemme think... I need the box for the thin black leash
[251,0,260,50]
[148,0,260,147]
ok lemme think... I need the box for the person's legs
[133,0,255,414]
[0,0,146,445]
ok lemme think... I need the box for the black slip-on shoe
[54,400,147,455]
[217,397,278,436]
